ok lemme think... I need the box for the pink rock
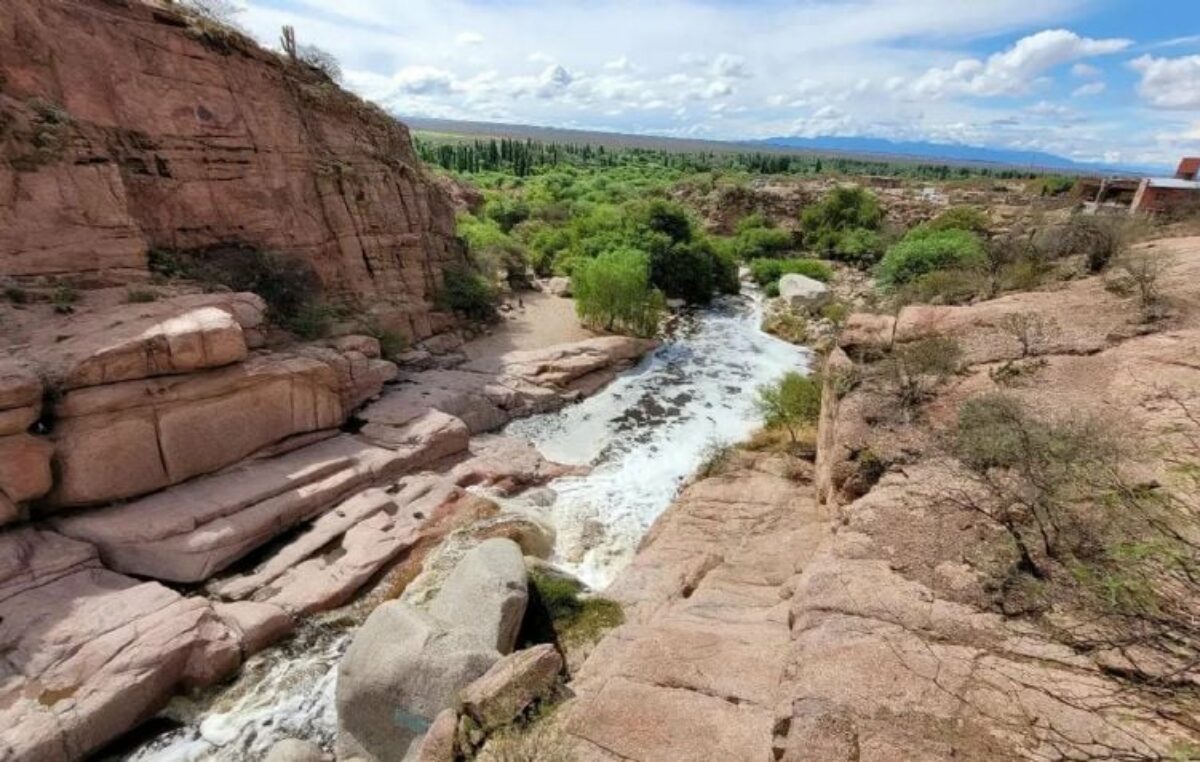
[52,435,409,582]
[50,354,344,507]
[0,359,41,436]
[461,644,563,733]
[0,433,53,510]
[214,601,295,656]
[0,528,241,762]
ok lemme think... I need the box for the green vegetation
[439,265,500,322]
[924,205,990,235]
[572,249,664,336]
[877,228,986,288]
[755,371,822,443]
[148,245,335,338]
[800,186,884,263]
[529,569,624,646]
[126,289,158,304]
[748,258,833,289]
[50,284,77,315]
[877,336,962,414]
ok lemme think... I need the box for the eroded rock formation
[0,0,464,342]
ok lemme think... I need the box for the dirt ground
[462,292,596,370]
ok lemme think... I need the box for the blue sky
[230,0,1200,167]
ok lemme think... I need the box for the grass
[529,569,624,646]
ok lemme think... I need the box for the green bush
[712,248,741,296]
[483,196,531,232]
[924,206,990,235]
[728,226,794,261]
[877,228,985,288]
[830,228,886,266]
[572,248,664,336]
[650,239,722,304]
[755,371,821,442]
[439,265,499,322]
[748,258,833,288]
[801,186,883,253]
[458,213,530,288]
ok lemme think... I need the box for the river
[121,289,811,760]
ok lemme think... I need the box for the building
[1131,157,1200,214]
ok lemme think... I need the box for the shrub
[459,214,531,289]
[728,226,794,261]
[529,568,623,645]
[748,258,833,288]
[948,393,1118,577]
[296,43,342,83]
[51,284,77,314]
[3,286,29,305]
[801,186,883,253]
[755,371,821,443]
[877,228,986,288]
[924,206,990,235]
[697,439,738,478]
[1036,216,1122,273]
[126,289,158,304]
[1118,249,1171,321]
[894,268,988,306]
[484,196,532,233]
[572,248,663,336]
[877,336,962,414]
[440,265,499,322]
[830,228,886,267]
[712,248,741,296]
[649,240,716,304]
[148,245,329,337]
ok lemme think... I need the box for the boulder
[214,601,294,656]
[409,709,458,762]
[53,436,408,582]
[0,528,242,762]
[50,354,344,507]
[336,603,502,762]
[0,433,53,514]
[329,334,383,359]
[264,738,325,762]
[461,644,563,733]
[545,277,571,297]
[0,359,41,436]
[428,538,530,654]
[336,539,529,762]
[778,274,831,313]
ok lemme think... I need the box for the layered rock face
[0,0,464,342]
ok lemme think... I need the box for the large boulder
[0,433,53,523]
[778,274,831,313]
[336,539,529,762]
[428,538,530,654]
[461,644,563,734]
[0,528,242,762]
[545,277,571,297]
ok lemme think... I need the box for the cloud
[911,29,1131,98]
[1130,54,1200,109]
[455,31,484,46]
[388,65,458,96]
[711,53,752,79]
[1070,62,1100,78]
[1071,81,1105,97]
[604,56,632,71]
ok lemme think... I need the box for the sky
[230,0,1200,169]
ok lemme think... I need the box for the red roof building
[1131,157,1200,213]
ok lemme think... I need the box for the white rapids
[118,287,810,760]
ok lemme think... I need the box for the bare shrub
[1036,215,1125,273]
[1118,249,1172,322]
[876,336,962,417]
[297,43,343,83]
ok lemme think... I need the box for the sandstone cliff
[0,0,464,342]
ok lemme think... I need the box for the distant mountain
[756,136,1158,176]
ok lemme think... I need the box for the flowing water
[124,289,810,760]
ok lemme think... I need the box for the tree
[755,372,822,443]
[297,43,343,83]
[800,186,883,253]
[572,248,664,336]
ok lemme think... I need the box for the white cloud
[711,53,752,79]
[1071,62,1100,78]
[455,31,484,46]
[1131,54,1200,109]
[604,56,632,71]
[1071,81,1105,97]
[388,65,458,95]
[912,29,1130,98]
